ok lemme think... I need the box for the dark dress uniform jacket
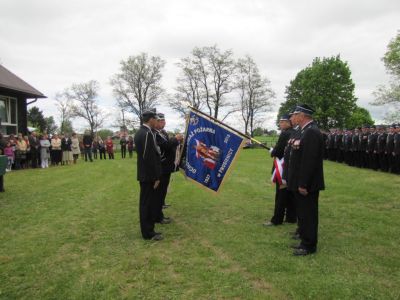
[271,129,293,160]
[288,121,325,193]
[155,129,180,174]
[135,125,161,182]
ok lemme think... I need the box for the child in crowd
[4,141,14,172]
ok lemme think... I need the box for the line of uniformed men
[325,124,400,173]
[265,104,325,256]
[134,110,183,241]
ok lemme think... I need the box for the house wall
[0,87,28,135]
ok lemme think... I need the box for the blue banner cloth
[182,110,245,193]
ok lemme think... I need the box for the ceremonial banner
[180,109,246,193]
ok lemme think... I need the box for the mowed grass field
[0,150,399,299]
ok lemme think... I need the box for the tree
[372,31,400,122]
[235,55,275,136]
[345,106,374,129]
[110,53,166,125]
[97,129,114,140]
[169,57,204,117]
[44,116,58,135]
[64,80,106,136]
[171,45,237,120]
[278,55,357,129]
[55,93,73,134]
[27,106,47,132]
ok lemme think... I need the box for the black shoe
[293,248,316,256]
[159,218,172,224]
[151,234,164,241]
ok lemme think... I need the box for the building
[0,64,46,136]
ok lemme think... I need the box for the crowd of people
[0,131,136,172]
[323,124,400,173]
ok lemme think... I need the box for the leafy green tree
[97,129,114,140]
[345,106,374,129]
[278,55,357,129]
[372,31,400,122]
[27,106,47,132]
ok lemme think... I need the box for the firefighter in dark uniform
[386,124,396,173]
[327,129,336,161]
[134,110,163,241]
[343,129,353,166]
[352,128,361,167]
[335,129,344,163]
[367,125,378,170]
[359,125,370,168]
[153,113,183,224]
[376,125,388,172]
[264,114,296,226]
[393,124,400,174]
[287,104,325,256]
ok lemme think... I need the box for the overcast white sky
[1,0,399,132]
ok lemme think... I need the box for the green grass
[1,150,399,299]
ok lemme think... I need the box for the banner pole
[188,106,271,150]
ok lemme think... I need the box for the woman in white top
[40,134,51,168]
[71,133,80,164]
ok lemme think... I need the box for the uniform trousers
[153,173,171,222]
[378,153,388,172]
[294,191,319,251]
[270,184,297,224]
[139,182,158,239]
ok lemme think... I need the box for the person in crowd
[359,125,370,168]
[83,131,93,162]
[79,137,85,160]
[15,133,28,169]
[98,137,106,160]
[120,135,127,159]
[351,128,361,167]
[106,136,114,159]
[376,125,388,172]
[51,133,62,166]
[264,113,296,227]
[393,124,400,174]
[71,133,80,164]
[92,137,99,159]
[24,135,31,168]
[0,133,7,154]
[367,125,379,170]
[28,131,40,168]
[134,109,162,241]
[40,134,51,168]
[127,136,135,158]
[287,104,324,256]
[4,141,14,172]
[387,124,396,173]
[61,133,73,165]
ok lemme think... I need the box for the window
[0,95,18,135]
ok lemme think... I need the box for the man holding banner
[264,113,296,227]
[153,113,183,224]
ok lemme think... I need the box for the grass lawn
[1,150,399,299]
